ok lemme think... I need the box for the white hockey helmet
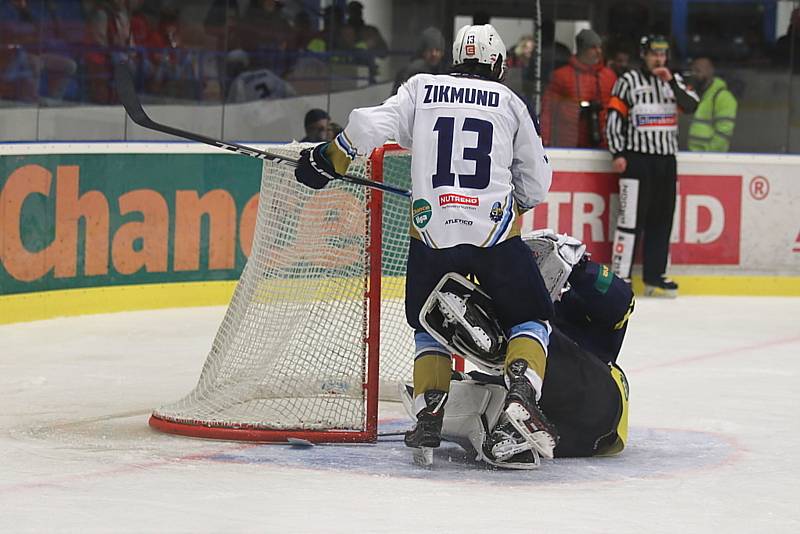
[452,24,507,80]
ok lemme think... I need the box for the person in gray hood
[391,27,446,94]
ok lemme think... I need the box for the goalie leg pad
[401,380,540,469]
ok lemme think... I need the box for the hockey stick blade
[113,62,410,198]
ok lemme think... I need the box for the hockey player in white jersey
[295,24,555,467]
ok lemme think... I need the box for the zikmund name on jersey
[423,84,500,107]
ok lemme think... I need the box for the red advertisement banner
[524,171,742,265]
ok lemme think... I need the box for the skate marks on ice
[209,419,742,485]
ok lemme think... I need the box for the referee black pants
[611,152,677,284]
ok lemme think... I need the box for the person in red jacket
[541,29,617,148]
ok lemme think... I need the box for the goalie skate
[504,360,559,459]
[481,421,540,470]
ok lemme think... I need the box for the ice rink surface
[2,296,799,533]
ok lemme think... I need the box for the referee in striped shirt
[606,35,698,297]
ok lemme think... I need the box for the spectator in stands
[606,45,631,77]
[541,29,617,148]
[0,0,78,102]
[286,7,343,95]
[346,2,388,59]
[344,1,388,82]
[301,108,331,142]
[335,24,371,65]
[327,121,344,140]
[291,10,316,53]
[140,6,203,100]
[687,57,737,152]
[204,0,248,96]
[391,26,445,95]
[508,35,535,70]
[85,0,135,104]
[226,54,296,102]
[238,0,292,73]
[773,8,800,73]
[204,0,248,48]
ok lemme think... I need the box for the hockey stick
[113,63,411,198]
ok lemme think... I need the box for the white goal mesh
[150,143,413,442]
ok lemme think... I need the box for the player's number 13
[432,116,493,189]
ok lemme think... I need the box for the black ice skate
[644,276,679,298]
[404,389,447,466]
[481,420,540,470]
[504,359,559,459]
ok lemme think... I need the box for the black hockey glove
[295,142,338,190]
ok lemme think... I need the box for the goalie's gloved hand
[295,142,339,190]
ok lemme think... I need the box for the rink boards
[1,143,799,324]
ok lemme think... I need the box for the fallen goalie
[401,230,634,469]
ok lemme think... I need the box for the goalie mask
[419,273,507,373]
[522,230,587,302]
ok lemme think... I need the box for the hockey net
[149,143,413,442]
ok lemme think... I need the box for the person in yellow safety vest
[687,57,738,152]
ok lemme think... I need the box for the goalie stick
[114,62,411,198]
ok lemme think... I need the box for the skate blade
[412,446,433,467]
[505,403,556,459]
[483,444,540,470]
[643,285,677,298]
[483,454,539,470]
[491,435,533,463]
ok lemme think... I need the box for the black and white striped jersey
[606,69,698,156]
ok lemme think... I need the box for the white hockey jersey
[341,72,552,249]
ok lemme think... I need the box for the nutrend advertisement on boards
[1,144,798,300]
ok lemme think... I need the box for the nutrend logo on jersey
[439,193,479,207]
[522,171,742,265]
